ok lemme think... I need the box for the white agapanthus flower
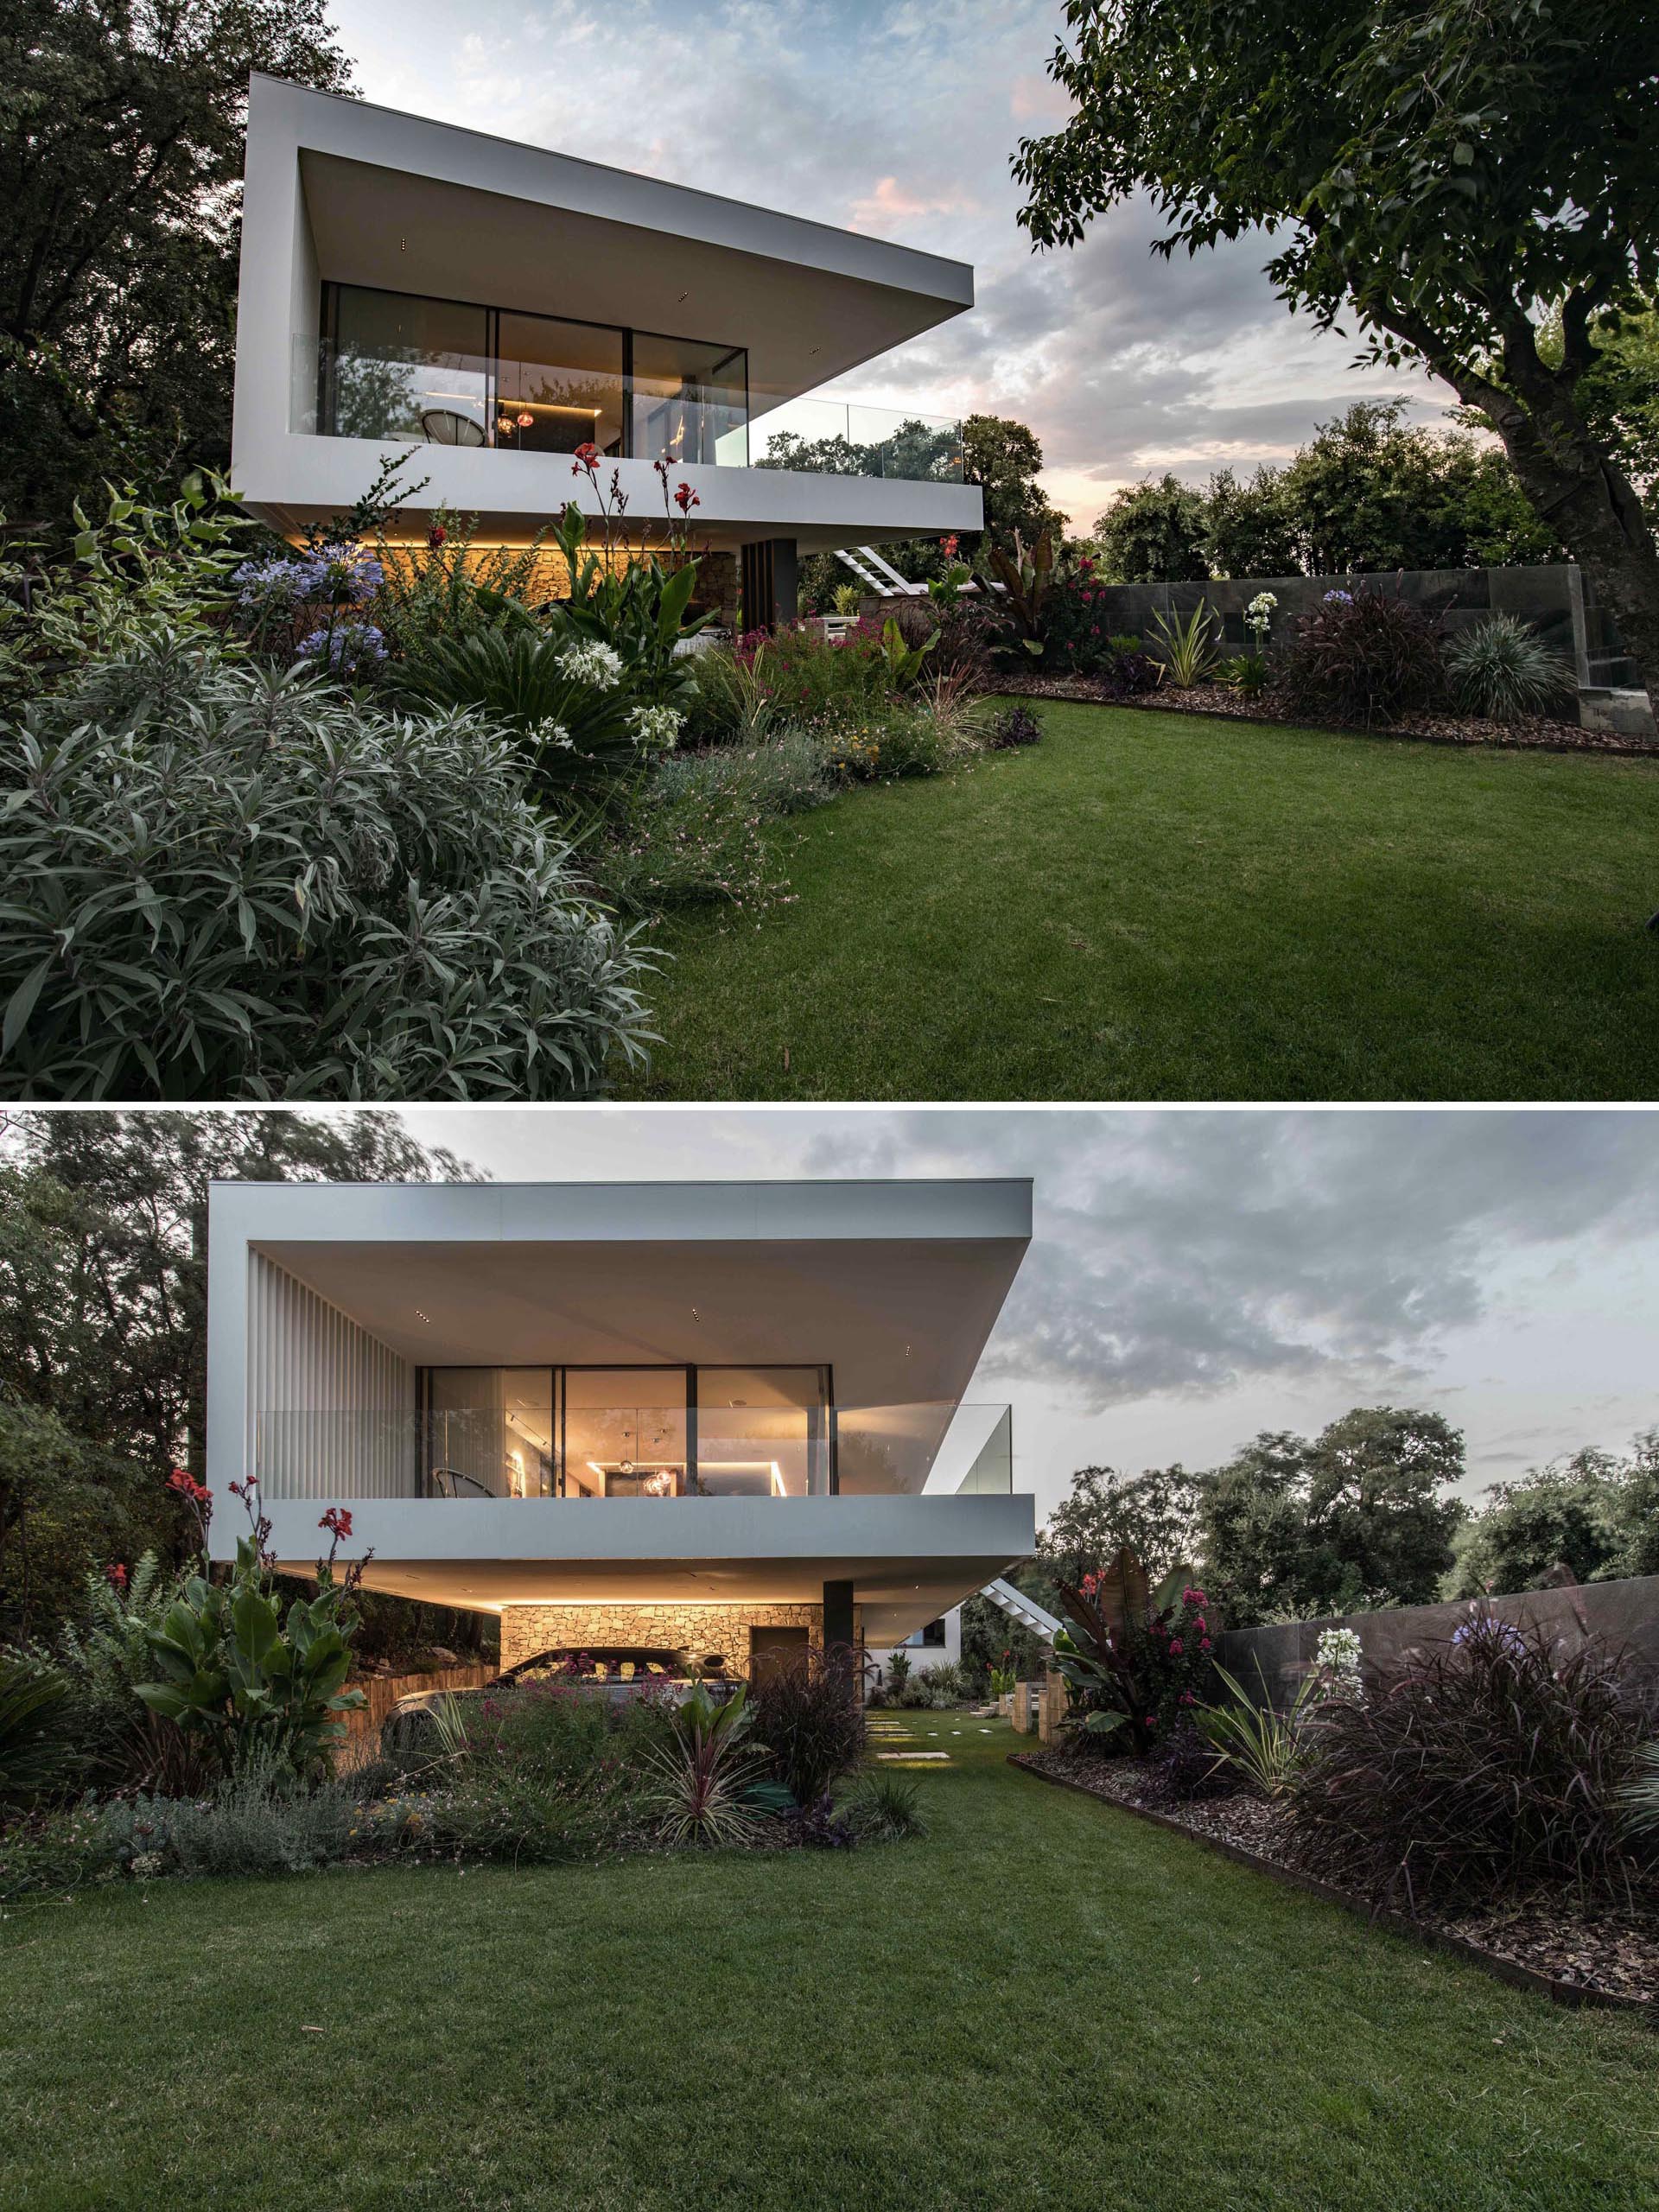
[1245,589,1279,644]
[528,718,575,752]
[626,703,684,753]
[555,639,625,690]
[1313,1626,1363,1699]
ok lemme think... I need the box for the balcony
[289,284,963,487]
[251,1399,1011,1503]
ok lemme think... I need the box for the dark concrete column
[739,537,799,631]
[821,1578,855,1654]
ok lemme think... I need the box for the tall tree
[0,1110,472,1635]
[1091,474,1210,582]
[1200,1408,1465,1625]
[1447,1448,1629,1598]
[1039,1461,1204,1583]
[0,1,353,536]
[962,413,1069,551]
[1014,2,1659,683]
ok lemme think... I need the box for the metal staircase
[978,1576,1064,1644]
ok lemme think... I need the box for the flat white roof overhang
[213,1177,1031,1414]
[252,75,973,408]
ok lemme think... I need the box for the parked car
[381,1644,738,1756]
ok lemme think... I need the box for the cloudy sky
[388,1108,1659,1524]
[327,0,1447,531]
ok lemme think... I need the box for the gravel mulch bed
[995,675,1659,758]
[1016,1747,1658,2012]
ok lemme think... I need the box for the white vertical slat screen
[246,1252,415,1499]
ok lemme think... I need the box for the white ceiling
[252,1233,1023,1411]
[300,147,968,415]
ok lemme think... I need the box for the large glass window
[696,1368,830,1497]
[325,286,490,446]
[563,1370,690,1498]
[496,312,625,457]
[630,334,748,467]
[317,287,749,464]
[424,1369,556,1497]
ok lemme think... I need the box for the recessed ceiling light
[414,1308,431,1324]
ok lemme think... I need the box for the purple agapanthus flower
[1322,588,1353,605]
[298,622,387,674]
[232,556,314,613]
[1452,1615,1527,1656]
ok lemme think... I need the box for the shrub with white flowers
[556,639,625,690]
[626,702,684,753]
[528,718,576,753]
[1313,1626,1364,1700]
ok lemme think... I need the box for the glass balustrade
[289,283,960,480]
[250,1399,1012,1502]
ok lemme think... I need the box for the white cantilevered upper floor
[232,75,984,554]
[204,1177,1034,1640]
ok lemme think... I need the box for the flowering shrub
[1124,1585,1217,1735]
[0,641,657,1098]
[1032,570,1121,676]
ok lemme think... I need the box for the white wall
[246,1253,414,1503]
[868,1603,963,1687]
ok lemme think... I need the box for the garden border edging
[1008,1753,1653,2018]
[988,682,1659,760]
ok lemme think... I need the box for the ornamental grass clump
[1288,1614,1656,1910]
[747,1645,868,1805]
[1277,586,1445,727]
[1443,613,1575,722]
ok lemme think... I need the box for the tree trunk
[1446,366,1659,690]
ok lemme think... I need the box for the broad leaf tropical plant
[137,1496,369,1778]
[986,529,1055,655]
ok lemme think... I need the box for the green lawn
[621,703,1659,1099]
[3,1724,1654,2212]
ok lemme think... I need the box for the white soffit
[224,1179,1031,1409]
[267,77,973,408]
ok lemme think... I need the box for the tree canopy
[1038,1461,1203,1583]
[1090,403,1561,582]
[1448,1433,1659,1597]
[0,0,353,536]
[0,1109,470,1640]
[1014,1,1659,679]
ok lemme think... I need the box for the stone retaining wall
[499,1600,861,1675]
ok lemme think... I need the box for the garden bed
[994,673,1659,758]
[1012,1749,1657,2013]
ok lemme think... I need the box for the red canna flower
[940,534,959,557]
[674,481,700,512]
[428,524,447,548]
[320,1506,353,1541]
[105,1561,129,1591]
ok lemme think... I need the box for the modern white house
[204,1178,1033,1677]
[232,75,984,627]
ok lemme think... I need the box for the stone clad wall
[499,1600,861,1675]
